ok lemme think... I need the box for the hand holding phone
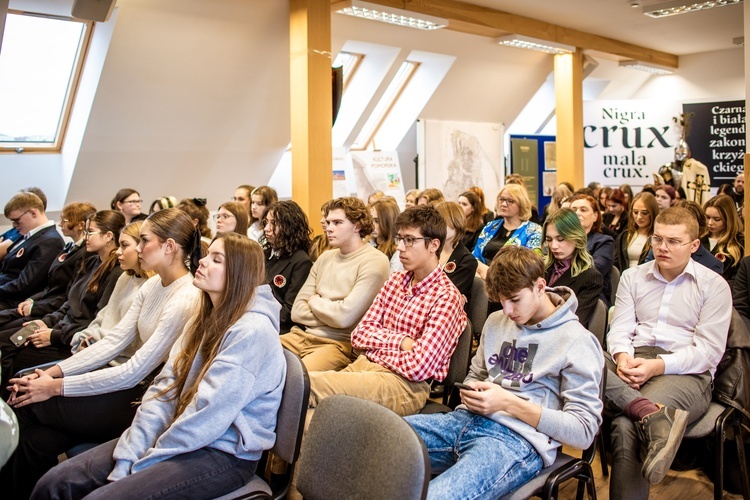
[10,323,40,347]
[454,382,479,391]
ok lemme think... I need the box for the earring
[184,258,191,270]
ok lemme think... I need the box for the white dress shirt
[607,259,731,377]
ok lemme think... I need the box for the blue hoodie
[462,286,603,467]
[108,284,285,481]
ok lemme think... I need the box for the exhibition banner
[583,100,681,187]
[349,151,406,207]
[419,119,504,204]
[682,100,745,187]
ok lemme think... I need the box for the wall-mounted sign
[583,100,681,187]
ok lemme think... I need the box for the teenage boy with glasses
[0,193,63,309]
[605,206,731,499]
[306,205,466,416]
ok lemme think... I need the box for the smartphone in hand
[11,323,40,347]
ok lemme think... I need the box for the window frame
[0,10,94,153]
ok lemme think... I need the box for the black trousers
[0,384,146,500]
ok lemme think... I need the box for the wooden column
[554,49,584,189]
[0,0,9,54]
[290,0,332,232]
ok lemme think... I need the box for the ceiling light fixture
[629,0,641,7]
[331,1,448,30]
[643,0,742,18]
[619,60,675,75]
[495,35,575,55]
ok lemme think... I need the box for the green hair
[542,208,594,277]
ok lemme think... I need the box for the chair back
[442,319,473,406]
[588,299,608,348]
[609,266,621,305]
[469,275,488,339]
[273,349,310,465]
[296,395,430,500]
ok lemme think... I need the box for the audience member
[147,196,177,214]
[620,184,634,208]
[404,189,419,208]
[176,198,212,243]
[642,200,723,275]
[467,185,494,223]
[417,188,445,206]
[262,201,313,334]
[703,194,744,283]
[0,188,48,260]
[605,207,731,499]
[405,246,603,499]
[308,205,466,416]
[213,201,249,236]
[249,186,278,241]
[232,184,255,217]
[732,255,750,330]
[543,208,603,328]
[473,184,542,280]
[0,202,95,330]
[434,201,478,307]
[369,198,403,273]
[367,190,385,205]
[541,184,572,224]
[110,189,144,224]
[456,191,485,252]
[602,189,628,235]
[0,193,64,310]
[505,174,540,223]
[730,172,744,212]
[614,192,658,273]
[599,186,612,211]
[69,221,155,355]
[569,194,614,305]
[0,210,125,382]
[0,209,202,499]
[280,197,390,372]
[654,186,676,212]
[308,201,332,262]
[30,233,284,499]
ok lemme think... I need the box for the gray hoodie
[108,284,285,481]
[463,286,603,467]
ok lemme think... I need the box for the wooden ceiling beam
[332,0,679,68]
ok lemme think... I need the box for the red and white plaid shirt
[351,265,467,382]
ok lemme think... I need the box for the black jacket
[266,249,313,334]
[545,266,603,329]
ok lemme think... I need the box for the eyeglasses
[84,230,101,237]
[395,235,431,247]
[213,213,235,221]
[123,199,143,205]
[497,198,517,206]
[649,235,692,251]
[9,210,30,225]
[632,210,651,217]
[59,217,70,224]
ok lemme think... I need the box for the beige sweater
[292,243,389,342]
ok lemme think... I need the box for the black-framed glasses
[9,210,30,225]
[648,235,691,251]
[497,197,517,206]
[395,235,431,247]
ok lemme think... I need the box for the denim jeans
[406,409,543,500]
[30,438,258,500]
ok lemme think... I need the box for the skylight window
[0,12,92,151]
[333,51,364,92]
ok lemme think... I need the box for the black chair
[469,275,488,342]
[432,319,473,409]
[609,267,620,306]
[499,368,606,500]
[214,349,310,500]
[587,299,608,348]
[296,394,430,500]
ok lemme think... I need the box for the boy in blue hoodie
[405,246,603,499]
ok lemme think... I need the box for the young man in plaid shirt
[307,205,467,416]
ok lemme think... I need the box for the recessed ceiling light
[331,1,448,30]
[495,35,575,55]
[644,0,742,18]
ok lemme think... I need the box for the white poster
[332,147,356,198]
[349,151,406,206]
[420,120,504,204]
[583,100,681,188]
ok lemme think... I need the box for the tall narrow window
[332,51,364,92]
[0,12,92,151]
[351,60,419,150]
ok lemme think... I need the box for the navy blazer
[0,225,63,305]
[586,231,614,307]
[546,266,603,329]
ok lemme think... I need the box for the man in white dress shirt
[605,207,731,500]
